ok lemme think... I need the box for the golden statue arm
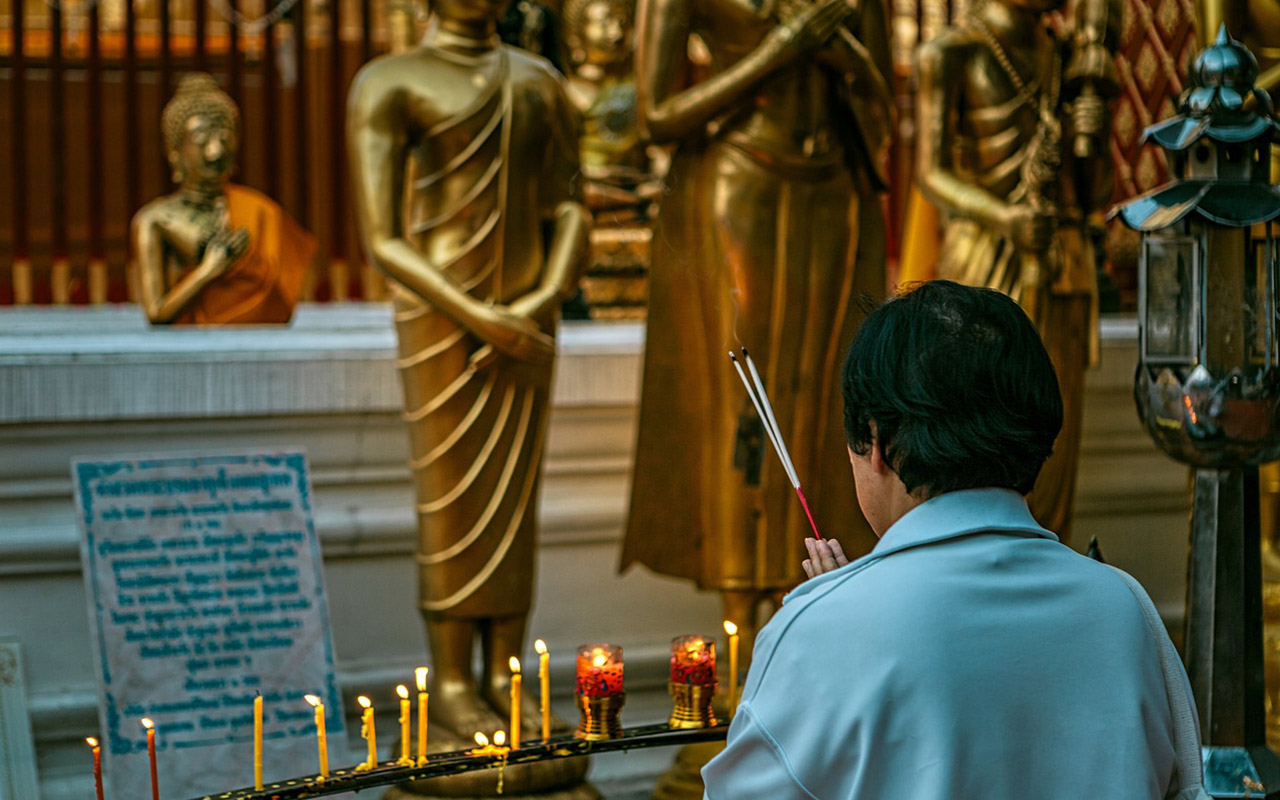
[508,201,592,324]
[347,75,555,365]
[915,38,1017,233]
[636,0,850,143]
[134,216,244,324]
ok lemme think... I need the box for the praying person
[702,280,1201,799]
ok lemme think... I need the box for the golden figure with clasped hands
[623,0,893,664]
[348,1,592,795]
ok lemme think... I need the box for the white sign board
[73,451,344,800]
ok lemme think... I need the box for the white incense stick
[728,349,824,540]
[742,349,799,485]
[728,352,798,488]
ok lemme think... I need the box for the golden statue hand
[478,306,556,366]
[200,228,250,273]
[1004,204,1058,254]
[767,0,855,67]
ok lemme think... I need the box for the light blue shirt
[703,488,1180,800]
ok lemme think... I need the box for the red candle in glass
[670,635,717,686]
[575,644,624,697]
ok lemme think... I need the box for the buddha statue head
[161,73,239,193]
[563,0,634,70]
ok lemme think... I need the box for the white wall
[0,306,1189,799]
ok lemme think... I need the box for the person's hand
[802,537,850,579]
[1004,204,1057,254]
[763,0,853,68]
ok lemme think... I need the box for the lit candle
[575,643,624,697]
[86,737,104,800]
[304,694,329,781]
[397,685,411,765]
[141,718,159,800]
[670,635,717,686]
[358,695,377,770]
[723,620,740,717]
[253,692,263,790]
[508,656,522,749]
[415,667,429,766]
[535,639,550,742]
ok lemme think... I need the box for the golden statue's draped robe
[173,184,315,325]
[623,5,892,592]
[394,50,570,619]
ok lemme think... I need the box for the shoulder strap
[1111,567,1209,800]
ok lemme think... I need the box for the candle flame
[86,737,98,747]
[357,695,372,709]
[141,718,154,730]
[396,684,409,699]
[723,620,739,636]
[494,730,506,747]
[509,656,521,674]
[415,667,428,692]
[534,638,547,654]
[592,653,606,668]
[474,732,489,747]
[304,694,322,707]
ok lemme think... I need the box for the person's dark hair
[842,280,1063,498]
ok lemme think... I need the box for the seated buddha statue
[132,73,316,325]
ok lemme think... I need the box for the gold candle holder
[668,681,717,729]
[575,692,625,740]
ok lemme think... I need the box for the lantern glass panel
[1246,234,1273,364]
[1143,236,1198,363]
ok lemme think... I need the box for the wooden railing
[0,0,405,305]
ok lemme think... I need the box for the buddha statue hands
[201,227,250,276]
[764,0,855,68]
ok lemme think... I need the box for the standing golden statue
[347,1,592,796]
[132,73,316,325]
[915,0,1119,536]
[624,0,893,657]
[561,0,655,214]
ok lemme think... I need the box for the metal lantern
[1118,26,1280,466]
[1113,27,1280,798]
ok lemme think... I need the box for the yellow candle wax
[724,620,740,717]
[358,695,377,769]
[253,693,264,790]
[416,667,429,766]
[508,656,522,749]
[396,685,411,765]
[304,694,329,780]
[535,639,550,742]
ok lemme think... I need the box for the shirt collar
[785,488,1057,604]
[873,487,1057,556]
